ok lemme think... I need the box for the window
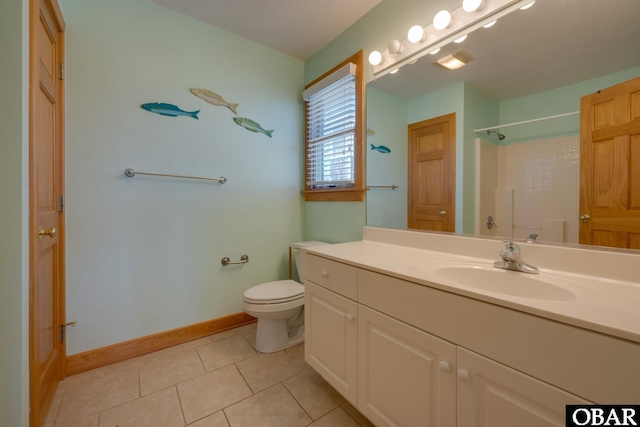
[303,51,365,201]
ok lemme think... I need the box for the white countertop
[307,234,640,345]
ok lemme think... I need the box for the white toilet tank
[292,241,329,283]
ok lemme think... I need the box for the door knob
[38,227,57,240]
[440,211,446,217]
[579,214,591,223]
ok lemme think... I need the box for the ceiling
[150,0,383,60]
[150,0,640,101]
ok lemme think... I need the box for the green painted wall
[60,0,305,355]
[366,87,409,229]
[0,0,29,425]
[463,84,499,233]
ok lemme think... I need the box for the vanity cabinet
[457,347,589,427]
[305,281,358,405]
[304,254,623,427]
[358,304,457,427]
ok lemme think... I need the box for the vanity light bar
[370,0,535,79]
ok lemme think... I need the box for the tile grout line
[173,385,188,427]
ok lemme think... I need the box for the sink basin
[433,265,577,301]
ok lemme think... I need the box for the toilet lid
[243,280,304,304]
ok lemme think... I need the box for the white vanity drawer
[306,254,357,300]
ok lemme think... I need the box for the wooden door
[357,305,456,427]
[29,0,65,425]
[408,113,456,232]
[579,76,640,248]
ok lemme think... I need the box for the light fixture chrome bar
[474,111,579,132]
[124,168,227,183]
[372,0,534,79]
[367,185,399,190]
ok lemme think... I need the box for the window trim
[303,50,365,202]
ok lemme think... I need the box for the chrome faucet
[494,241,539,274]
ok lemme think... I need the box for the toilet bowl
[243,241,328,353]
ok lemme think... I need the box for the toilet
[243,241,328,353]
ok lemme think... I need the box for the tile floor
[45,323,374,427]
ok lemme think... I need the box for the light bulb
[433,10,452,30]
[454,34,467,43]
[368,51,383,66]
[483,20,497,28]
[429,48,441,55]
[520,1,535,9]
[407,25,426,43]
[387,39,403,54]
[462,0,485,12]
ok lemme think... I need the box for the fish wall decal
[140,102,200,119]
[371,143,391,154]
[190,88,239,114]
[233,117,274,138]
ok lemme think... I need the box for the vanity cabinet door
[456,347,592,427]
[357,305,457,427]
[305,282,358,405]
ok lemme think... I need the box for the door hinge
[60,321,76,343]
[58,195,65,212]
[58,63,65,80]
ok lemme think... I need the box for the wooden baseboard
[65,312,256,376]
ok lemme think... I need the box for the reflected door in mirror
[579,75,640,249]
[408,113,456,232]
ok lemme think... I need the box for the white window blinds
[303,63,357,189]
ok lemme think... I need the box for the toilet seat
[243,280,304,305]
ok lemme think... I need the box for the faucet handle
[501,240,520,253]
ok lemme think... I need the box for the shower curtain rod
[474,111,579,133]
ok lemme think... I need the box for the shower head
[487,130,506,140]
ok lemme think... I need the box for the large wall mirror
[366,0,640,250]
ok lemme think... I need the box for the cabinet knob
[457,369,470,382]
[438,361,451,373]
[346,314,354,322]
[321,270,329,278]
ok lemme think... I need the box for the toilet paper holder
[221,255,249,266]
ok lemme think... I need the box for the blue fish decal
[140,103,200,120]
[371,143,391,154]
[233,117,274,138]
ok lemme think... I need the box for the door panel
[457,347,591,427]
[358,305,456,427]
[408,113,456,232]
[30,0,65,425]
[304,283,358,405]
[580,76,640,248]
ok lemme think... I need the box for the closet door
[30,0,66,425]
